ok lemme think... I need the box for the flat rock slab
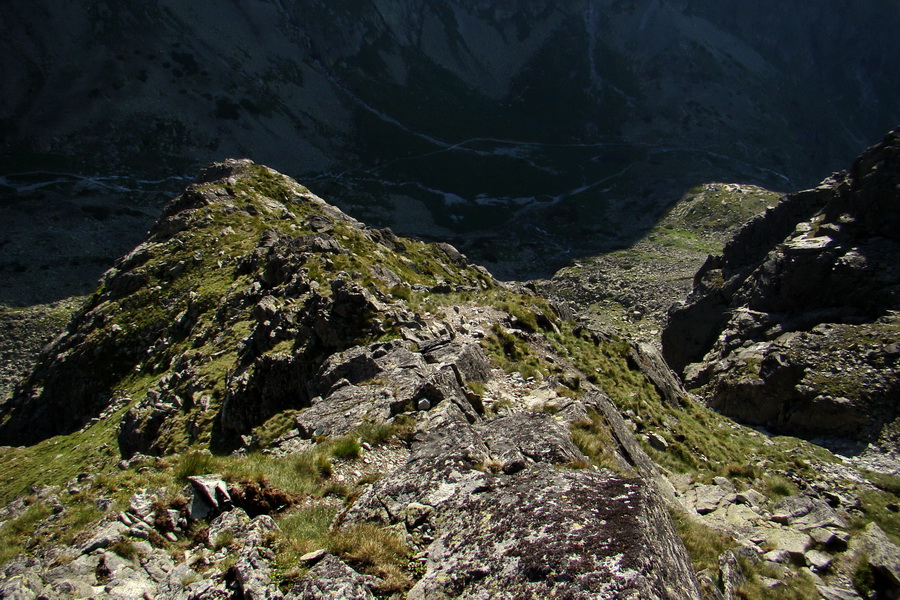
[771,495,848,530]
[408,463,700,600]
[685,483,735,515]
[79,520,128,554]
[855,523,900,590]
[817,585,863,600]
[805,549,833,573]
[765,528,812,559]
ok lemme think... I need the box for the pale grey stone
[736,488,766,508]
[817,585,863,600]
[79,520,128,553]
[299,548,327,564]
[286,554,377,600]
[187,475,232,520]
[804,549,833,572]
[765,529,812,559]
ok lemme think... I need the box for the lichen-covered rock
[232,546,283,600]
[79,519,129,553]
[770,494,848,531]
[285,554,378,600]
[852,523,900,597]
[339,394,699,599]
[476,412,584,474]
[408,464,699,600]
[289,338,486,440]
[0,555,48,599]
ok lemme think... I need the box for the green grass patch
[0,501,53,564]
[670,510,735,573]
[175,452,219,481]
[253,410,304,448]
[328,437,362,461]
[854,488,900,545]
[274,508,414,594]
[327,523,413,594]
[758,475,797,501]
[0,403,128,505]
[569,408,630,474]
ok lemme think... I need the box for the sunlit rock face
[663,128,900,447]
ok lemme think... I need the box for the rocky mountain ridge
[539,182,782,342]
[0,160,702,598]
[1,156,899,599]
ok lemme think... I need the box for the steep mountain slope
[0,159,700,598]
[3,0,899,281]
[663,128,900,462]
[2,159,898,600]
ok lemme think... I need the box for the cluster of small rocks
[0,485,288,600]
[672,469,900,599]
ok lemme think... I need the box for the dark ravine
[3,0,899,282]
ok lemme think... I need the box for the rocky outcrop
[0,382,702,600]
[267,336,490,445]
[339,393,701,600]
[287,554,379,600]
[663,128,900,446]
[0,496,282,600]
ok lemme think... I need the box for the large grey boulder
[853,523,900,597]
[187,475,233,520]
[286,554,378,600]
[0,555,47,599]
[407,463,700,600]
[770,494,848,531]
[292,339,487,439]
[233,547,284,600]
[476,412,584,474]
[817,586,863,600]
[79,519,129,553]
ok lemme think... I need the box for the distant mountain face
[3,0,899,277]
